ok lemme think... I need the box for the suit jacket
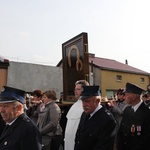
[74,106,116,150]
[117,102,150,150]
[0,113,42,150]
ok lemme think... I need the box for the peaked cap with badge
[125,82,145,95]
[146,84,150,94]
[117,88,125,95]
[80,85,101,100]
[0,86,25,104]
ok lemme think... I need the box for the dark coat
[26,103,41,124]
[0,113,42,150]
[117,102,150,150]
[74,106,116,150]
[0,115,5,136]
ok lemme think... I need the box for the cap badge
[1,87,5,93]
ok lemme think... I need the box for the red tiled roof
[56,53,149,75]
[89,56,149,75]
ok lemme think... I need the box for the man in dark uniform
[117,82,150,150]
[143,84,150,108]
[74,86,116,150]
[0,86,42,150]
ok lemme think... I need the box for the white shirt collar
[133,100,143,112]
[90,104,102,117]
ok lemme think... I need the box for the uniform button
[4,141,8,145]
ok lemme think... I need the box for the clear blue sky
[0,0,150,72]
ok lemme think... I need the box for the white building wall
[7,61,63,99]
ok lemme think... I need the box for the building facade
[89,53,150,99]
[0,54,150,100]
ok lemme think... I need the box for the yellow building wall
[100,70,149,97]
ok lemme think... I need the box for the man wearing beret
[117,82,150,150]
[74,86,116,150]
[0,86,42,150]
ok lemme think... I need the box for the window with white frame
[116,75,122,82]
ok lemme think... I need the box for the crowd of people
[0,81,150,150]
[0,87,62,150]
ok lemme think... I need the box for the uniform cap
[146,84,150,94]
[0,86,25,104]
[125,82,145,95]
[117,88,125,95]
[80,85,101,100]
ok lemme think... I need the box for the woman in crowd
[26,90,43,124]
[37,90,62,150]
[107,88,130,150]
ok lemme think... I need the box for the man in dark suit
[117,82,150,150]
[74,86,116,150]
[0,86,42,150]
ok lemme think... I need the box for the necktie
[84,114,90,125]
[131,107,134,117]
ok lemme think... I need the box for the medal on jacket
[131,124,135,136]
[137,125,141,136]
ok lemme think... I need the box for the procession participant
[0,86,42,150]
[74,86,116,150]
[117,82,150,150]
[64,80,89,150]
[26,89,43,124]
[37,90,62,150]
[107,88,130,150]
[143,84,150,108]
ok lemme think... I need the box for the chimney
[88,53,95,58]
[125,59,128,65]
